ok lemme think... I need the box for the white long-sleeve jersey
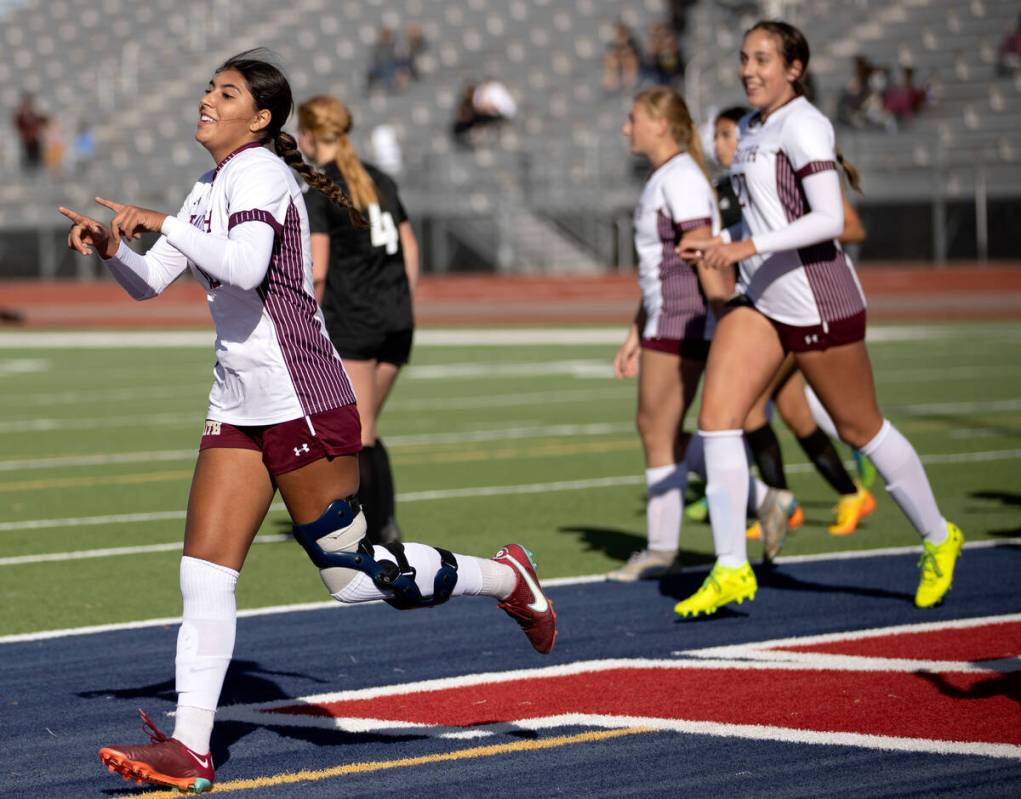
[103,142,355,425]
[634,152,720,341]
[729,97,866,327]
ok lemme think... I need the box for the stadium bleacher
[1,0,1018,271]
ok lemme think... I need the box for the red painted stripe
[267,666,1021,745]
[779,621,1021,662]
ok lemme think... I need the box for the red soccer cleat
[98,709,214,794]
[494,544,558,654]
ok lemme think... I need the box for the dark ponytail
[216,49,363,223]
[836,148,864,194]
[747,20,811,96]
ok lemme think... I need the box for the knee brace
[292,498,458,610]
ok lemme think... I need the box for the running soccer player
[676,21,962,617]
[59,50,556,794]
[606,86,732,582]
[712,105,874,552]
[298,94,417,546]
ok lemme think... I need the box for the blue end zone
[5,543,1021,797]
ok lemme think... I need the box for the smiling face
[622,101,666,160]
[713,117,740,167]
[196,68,270,162]
[740,29,802,116]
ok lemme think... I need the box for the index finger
[95,196,126,213]
[58,206,86,224]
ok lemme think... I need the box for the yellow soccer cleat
[828,485,877,536]
[915,522,965,608]
[674,562,757,618]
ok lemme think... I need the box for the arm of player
[614,302,645,379]
[685,225,735,318]
[58,203,188,300]
[750,169,844,255]
[311,233,329,304]
[161,216,276,291]
[399,220,420,297]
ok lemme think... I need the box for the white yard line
[0,324,1013,350]
[3,446,1021,535]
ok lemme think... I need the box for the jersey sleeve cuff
[228,209,283,235]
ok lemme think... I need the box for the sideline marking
[133,727,652,798]
[0,324,1010,349]
[4,446,1021,533]
[1,541,1017,644]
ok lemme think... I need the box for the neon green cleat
[915,522,964,608]
[685,496,709,523]
[674,562,757,618]
[852,449,878,489]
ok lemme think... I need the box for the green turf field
[1,322,1019,636]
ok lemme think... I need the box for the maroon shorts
[770,310,867,353]
[640,336,711,360]
[199,404,362,476]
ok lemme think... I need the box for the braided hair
[215,50,365,224]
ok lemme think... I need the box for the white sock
[335,545,516,603]
[173,556,238,754]
[804,385,839,439]
[861,419,947,544]
[749,475,768,513]
[701,429,749,568]
[646,464,685,552]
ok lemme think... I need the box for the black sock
[745,423,787,489]
[357,444,381,539]
[372,438,397,526]
[797,427,858,495]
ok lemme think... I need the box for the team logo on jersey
[294,443,311,457]
[203,420,221,436]
[217,615,1021,759]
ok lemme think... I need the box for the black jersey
[715,174,742,231]
[306,161,413,346]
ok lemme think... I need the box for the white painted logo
[294,443,310,457]
[203,420,221,436]
[500,549,549,613]
[184,749,210,769]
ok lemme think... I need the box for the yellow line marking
[132,727,652,797]
[0,440,638,492]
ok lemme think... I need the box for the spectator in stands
[369,124,403,176]
[397,24,427,82]
[642,22,685,86]
[603,21,642,92]
[996,13,1021,76]
[883,66,927,124]
[12,92,47,172]
[72,121,96,175]
[43,117,66,176]
[451,80,478,147]
[473,77,517,124]
[836,56,872,129]
[366,26,400,93]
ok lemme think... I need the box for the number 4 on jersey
[368,203,399,255]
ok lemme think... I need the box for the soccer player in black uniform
[298,94,418,545]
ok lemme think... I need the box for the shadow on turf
[969,490,1021,537]
[656,562,913,605]
[914,670,1021,708]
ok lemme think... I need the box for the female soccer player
[298,94,417,546]
[706,105,873,551]
[606,86,731,582]
[59,50,556,794]
[675,21,962,616]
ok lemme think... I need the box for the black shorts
[334,328,414,366]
